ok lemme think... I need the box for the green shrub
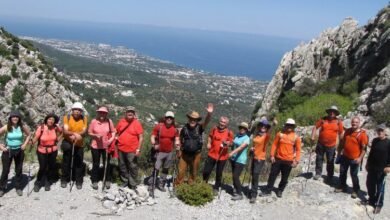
[44,80,51,89]
[279,91,309,112]
[0,75,11,89]
[21,72,29,80]
[176,181,214,206]
[11,43,19,58]
[58,99,65,108]
[0,44,10,57]
[11,64,18,78]
[323,48,331,56]
[372,98,390,124]
[6,39,13,46]
[12,85,26,105]
[340,79,358,97]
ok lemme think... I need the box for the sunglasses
[165,116,174,120]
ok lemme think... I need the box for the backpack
[181,124,203,153]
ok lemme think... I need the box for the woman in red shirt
[88,106,116,190]
[31,113,62,192]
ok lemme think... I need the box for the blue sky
[0,0,388,39]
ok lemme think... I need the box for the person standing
[365,124,390,214]
[228,122,251,201]
[88,106,116,190]
[149,111,180,194]
[311,105,344,181]
[61,102,88,189]
[175,103,213,186]
[335,117,368,198]
[116,106,144,189]
[0,111,31,197]
[262,118,301,198]
[202,116,233,194]
[32,113,62,192]
[249,119,271,203]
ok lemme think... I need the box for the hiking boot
[105,181,111,189]
[157,182,166,192]
[148,186,155,197]
[213,188,219,196]
[373,207,382,214]
[91,182,98,190]
[61,181,68,188]
[120,181,128,188]
[249,197,257,204]
[259,189,271,197]
[76,183,82,190]
[325,176,333,184]
[351,191,358,199]
[45,184,51,191]
[231,194,243,201]
[276,190,283,198]
[313,174,321,180]
[0,190,4,197]
[16,189,23,196]
[33,184,40,192]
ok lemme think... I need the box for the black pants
[338,156,360,191]
[251,159,265,197]
[0,149,24,190]
[315,144,336,177]
[366,170,386,207]
[91,148,111,183]
[230,160,245,195]
[267,159,293,192]
[119,151,138,188]
[36,150,58,185]
[202,156,227,189]
[61,141,84,184]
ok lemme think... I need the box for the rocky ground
[0,154,389,220]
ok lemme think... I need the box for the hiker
[262,118,301,198]
[249,119,272,203]
[148,111,180,194]
[0,111,31,197]
[88,106,116,190]
[228,122,251,201]
[311,105,344,181]
[116,106,143,189]
[365,124,390,214]
[175,103,214,186]
[61,102,88,189]
[335,116,368,198]
[31,113,62,192]
[202,116,234,194]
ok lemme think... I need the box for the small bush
[0,44,10,57]
[176,181,214,206]
[11,43,19,58]
[0,75,12,89]
[11,64,18,78]
[323,48,331,56]
[58,99,65,108]
[12,85,26,105]
[279,91,309,112]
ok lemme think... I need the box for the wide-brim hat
[96,106,109,114]
[44,113,60,125]
[284,118,296,127]
[238,122,249,130]
[186,111,202,121]
[125,106,136,113]
[326,105,340,116]
[9,110,22,120]
[257,119,271,129]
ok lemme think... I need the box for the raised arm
[201,103,214,130]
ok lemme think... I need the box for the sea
[0,16,301,80]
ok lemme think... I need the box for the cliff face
[0,28,80,125]
[255,6,390,125]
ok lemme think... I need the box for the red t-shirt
[116,118,143,153]
[35,125,62,154]
[208,127,234,161]
[152,123,179,153]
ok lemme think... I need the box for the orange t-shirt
[271,131,301,162]
[116,118,143,153]
[207,127,234,161]
[252,133,270,160]
[63,115,88,147]
[315,118,344,147]
[35,125,62,154]
[343,128,368,160]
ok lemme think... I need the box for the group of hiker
[0,102,388,214]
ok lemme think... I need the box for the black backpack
[181,124,203,153]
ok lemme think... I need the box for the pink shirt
[35,125,62,154]
[88,119,116,149]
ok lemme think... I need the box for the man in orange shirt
[335,117,368,198]
[249,119,271,203]
[262,118,301,198]
[311,105,344,181]
[202,116,233,194]
[116,107,144,189]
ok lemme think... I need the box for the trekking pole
[151,154,158,198]
[102,153,110,192]
[217,143,227,199]
[247,151,254,190]
[167,150,178,198]
[373,174,387,219]
[303,140,315,191]
[27,124,40,197]
[69,141,76,192]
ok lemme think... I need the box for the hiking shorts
[155,152,173,170]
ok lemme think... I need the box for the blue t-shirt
[6,126,23,149]
[230,134,250,164]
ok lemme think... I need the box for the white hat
[165,111,175,118]
[71,102,84,110]
[285,118,296,126]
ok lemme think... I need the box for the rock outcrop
[254,5,390,125]
[0,28,80,125]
